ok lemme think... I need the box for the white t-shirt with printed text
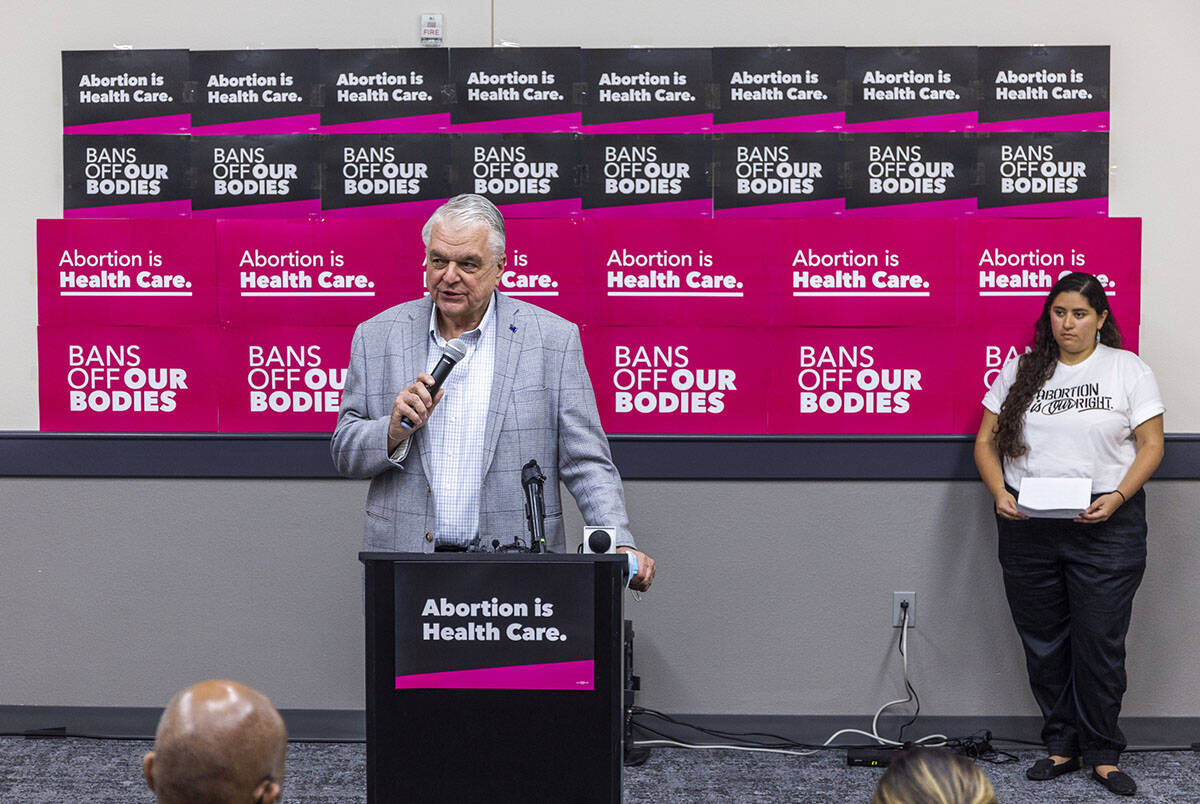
[982,344,1164,493]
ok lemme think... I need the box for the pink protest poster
[216,218,408,326]
[448,48,581,133]
[956,218,1141,331]
[581,218,767,327]
[62,49,190,134]
[319,48,451,133]
[189,49,319,134]
[217,326,352,433]
[580,49,712,133]
[38,218,217,327]
[581,326,766,434]
[38,326,219,432]
[63,134,191,218]
[843,134,978,217]
[764,218,956,327]
[949,321,1034,434]
[501,219,585,324]
[766,327,956,434]
[320,133,451,218]
[711,47,845,133]
[844,47,978,132]
[976,46,1109,133]
[975,133,1108,217]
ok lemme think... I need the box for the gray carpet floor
[2,737,1198,802]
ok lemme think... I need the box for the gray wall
[2,0,1199,720]
[2,477,1198,717]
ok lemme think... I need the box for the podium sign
[361,552,625,803]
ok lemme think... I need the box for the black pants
[996,488,1147,767]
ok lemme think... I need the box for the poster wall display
[712,133,846,217]
[450,134,581,217]
[320,133,452,218]
[189,49,319,134]
[976,46,1109,132]
[711,47,845,132]
[448,47,581,132]
[62,49,190,134]
[191,135,321,219]
[765,218,957,327]
[38,326,220,432]
[47,45,1126,437]
[217,326,352,433]
[845,47,977,132]
[215,218,407,326]
[58,132,1120,220]
[62,46,1111,137]
[580,134,712,217]
[38,218,217,327]
[582,326,769,434]
[582,218,765,327]
[34,217,1141,434]
[63,134,191,218]
[319,48,451,133]
[580,48,713,133]
[975,133,1108,217]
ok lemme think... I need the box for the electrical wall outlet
[893,591,916,628]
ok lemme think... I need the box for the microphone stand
[522,459,548,553]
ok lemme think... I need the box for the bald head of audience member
[142,680,287,804]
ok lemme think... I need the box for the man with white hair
[332,194,655,589]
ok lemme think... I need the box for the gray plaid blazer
[331,292,634,553]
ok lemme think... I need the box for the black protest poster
[977,133,1108,212]
[448,47,580,128]
[977,46,1109,129]
[319,48,450,130]
[581,48,712,129]
[394,561,594,687]
[711,47,844,129]
[62,50,189,132]
[190,134,320,214]
[580,134,712,214]
[845,47,977,128]
[713,133,845,214]
[321,133,451,212]
[845,133,978,212]
[189,49,319,131]
[450,133,580,213]
[63,134,191,213]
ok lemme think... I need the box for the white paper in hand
[1017,477,1093,518]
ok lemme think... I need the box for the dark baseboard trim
[1,707,1196,748]
[0,706,364,742]
[2,432,1199,480]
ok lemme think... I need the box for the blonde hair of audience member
[142,680,287,804]
[871,748,998,804]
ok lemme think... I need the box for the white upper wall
[4,0,1197,429]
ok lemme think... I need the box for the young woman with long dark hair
[974,271,1164,797]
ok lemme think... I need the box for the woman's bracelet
[1112,489,1127,503]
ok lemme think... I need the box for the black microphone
[522,459,548,553]
[400,338,466,429]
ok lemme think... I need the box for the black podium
[360,552,626,803]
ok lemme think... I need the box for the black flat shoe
[1026,756,1081,780]
[1091,768,1137,796]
